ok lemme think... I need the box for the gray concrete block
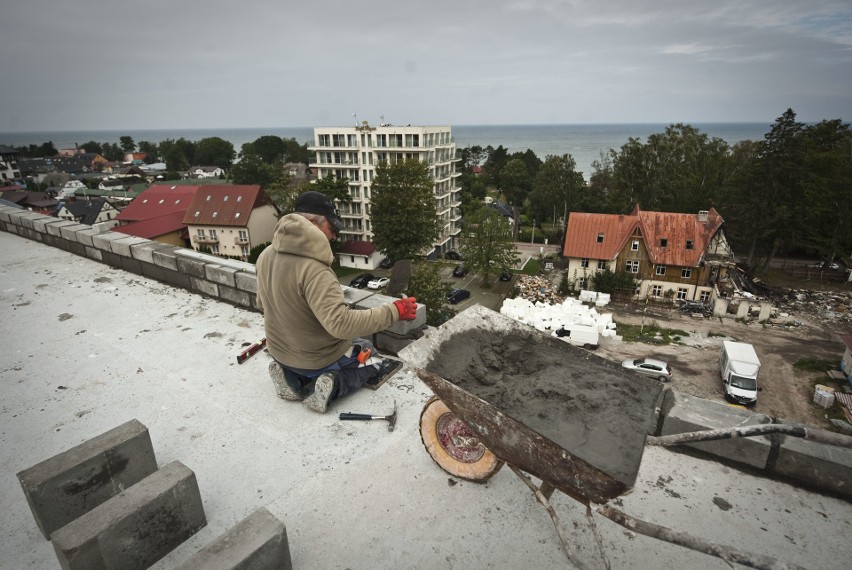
[152,246,180,271]
[235,271,258,295]
[770,433,852,500]
[190,277,219,297]
[659,390,773,469]
[205,264,239,288]
[174,507,291,570]
[177,255,208,279]
[58,223,92,243]
[110,235,150,257]
[51,461,206,570]
[76,228,101,247]
[130,241,174,265]
[15,211,49,230]
[91,231,128,252]
[16,419,158,539]
[219,284,252,308]
[352,292,427,335]
[46,219,78,237]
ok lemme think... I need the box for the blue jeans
[276,338,380,400]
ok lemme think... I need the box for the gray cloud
[1,0,849,131]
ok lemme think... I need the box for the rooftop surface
[1,230,850,569]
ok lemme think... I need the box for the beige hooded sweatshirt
[255,213,398,370]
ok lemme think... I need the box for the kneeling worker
[256,191,418,413]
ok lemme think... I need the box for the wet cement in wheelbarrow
[425,328,662,483]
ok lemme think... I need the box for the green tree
[230,153,279,188]
[528,154,585,235]
[195,137,235,170]
[138,141,159,163]
[590,269,637,295]
[80,141,103,155]
[241,135,286,164]
[312,173,351,205]
[119,136,136,153]
[407,262,454,327]
[499,158,531,207]
[370,159,438,261]
[281,137,310,164]
[159,138,195,172]
[482,145,509,187]
[100,142,124,162]
[460,206,519,286]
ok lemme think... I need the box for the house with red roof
[337,240,380,270]
[182,185,277,260]
[114,184,200,246]
[562,206,734,302]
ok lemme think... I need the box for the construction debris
[512,275,564,305]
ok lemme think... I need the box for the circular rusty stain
[435,413,487,463]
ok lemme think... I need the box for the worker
[255,190,418,413]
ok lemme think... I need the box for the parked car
[380,257,396,269]
[678,300,710,314]
[452,264,468,278]
[621,358,673,381]
[499,270,512,281]
[446,288,471,305]
[367,277,390,289]
[349,273,375,288]
[444,250,463,261]
[809,261,840,270]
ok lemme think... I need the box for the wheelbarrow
[399,306,849,570]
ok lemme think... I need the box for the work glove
[393,297,418,321]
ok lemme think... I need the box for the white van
[719,341,761,405]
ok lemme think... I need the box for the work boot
[269,362,303,401]
[303,372,336,413]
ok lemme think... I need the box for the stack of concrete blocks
[16,419,291,570]
[501,296,617,347]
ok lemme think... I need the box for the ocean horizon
[0,122,771,179]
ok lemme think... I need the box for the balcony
[234,237,249,245]
[195,237,219,245]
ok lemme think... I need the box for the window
[699,291,711,302]
[677,288,688,300]
[578,277,587,289]
[318,134,330,146]
[597,233,604,243]
[681,268,692,278]
[196,229,205,239]
[686,240,694,250]
[211,244,220,255]
[656,265,666,276]
[240,245,249,257]
[209,229,217,240]
[626,260,639,273]
[660,238,668,248]
[631,240,639,251]
[580,258,589,268]
[239,230,247,241]
[597,260,607,270]
[651,285,662,297]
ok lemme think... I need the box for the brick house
[562,206,734,302]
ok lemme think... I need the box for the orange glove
[393,297,417,321]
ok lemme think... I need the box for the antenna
[353,112,357,126]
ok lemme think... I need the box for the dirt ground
[592,305,846,429]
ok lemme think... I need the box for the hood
[271,213,334,266]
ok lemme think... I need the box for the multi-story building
[309,122,461,269]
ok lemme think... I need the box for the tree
[230,153,279,188]
[159,138,195,172]
[281,137,310,164]
[312,173,351,205]
[241,135,286,164]
[138,141,159,163]
[119,136,136,153]
[590,269,637,295]
[460,206,519,286]
[407,262,454,327]
[80,141,103,155]
[528,154,585,234]
[195,137,235,170]
[370,159,438,261]
[499,158,531,207]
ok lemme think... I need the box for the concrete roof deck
[1,230,850,569]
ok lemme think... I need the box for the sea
[0,123,770,180]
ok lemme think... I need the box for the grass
[617,321,690,345]
[794,357,837,373]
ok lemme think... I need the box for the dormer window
[686,240,694,250]
[596,233,604,243]
[224,196,229,202]
[212,212,218,218]
[206,195,212,201]
[660,238,668,248]
[236,196,242,202]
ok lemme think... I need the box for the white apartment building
[309,122,462,268]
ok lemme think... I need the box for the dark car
[452,264,468,278]
[444,250,463,261]
[446,288,471,305]
[499,270,512,281]
[379,257,396,269]
[348,273,375,289]
[678,300,710,314]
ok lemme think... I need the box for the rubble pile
[513,275,564,304]
[771,289,852,326]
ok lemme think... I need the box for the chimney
[698,210,709,222]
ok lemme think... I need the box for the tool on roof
[339,400,397,432]
[236,338,267,364]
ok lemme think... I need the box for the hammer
[339,400,397,432]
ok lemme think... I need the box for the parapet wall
[0,206,424,345]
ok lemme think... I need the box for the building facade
[309,122,461,267]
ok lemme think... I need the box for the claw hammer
[339,400,397,432]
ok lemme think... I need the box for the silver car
[621,358,672,381]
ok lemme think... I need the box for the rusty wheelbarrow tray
[399,305,835,570]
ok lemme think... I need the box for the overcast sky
[1,0,850,132]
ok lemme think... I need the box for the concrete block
[352,292,427,335]
[91,231,128,252]
[16,419,158,539]
[76,228,101,247]
[110,235,150,257]
[205,264,239,288]
[46,219,78,237]
[219,284,252,308]
[770,433,852,500]
[736,302,750,319]
[152,246,180,271]
[130,241,174,265]
[15,211,50,230]
[190,277,219,297]
[85,246,103,261]
[659,390,773,469]
[235,271,258,295]
[58,223,92,243]
[175,507,291,570]
[177,255,208,279]
[51,461,206,570]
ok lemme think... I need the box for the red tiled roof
[116,185,199,222]
[562,206,725,267]
[181,185,263,227]
[562,213,639,259]
[114,211,188,239]
[338,241,377,255]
